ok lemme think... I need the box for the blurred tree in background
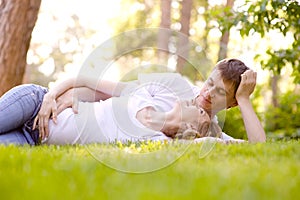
[108,0,215,82]
[1,0,298,138]
[233,0,299,138]
[0,0,41,96]
[25,15,96,87]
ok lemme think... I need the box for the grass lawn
[0,140,299,200]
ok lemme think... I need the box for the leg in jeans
[0,84,48,145]
[0,129,28,145]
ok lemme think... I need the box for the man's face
[195,69,237,116]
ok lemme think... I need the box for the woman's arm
[34,76,128,140]
[56,87,112,114]
[48,76,128,99]
[235,70,266,143]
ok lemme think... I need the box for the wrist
[236,96,250,106]
[45,91,57,99]
[161,110,180,132]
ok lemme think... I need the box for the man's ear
[227,100,238,109]
[232,101,238,107]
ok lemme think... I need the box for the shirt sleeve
[129,85,157,118]
[221,132,234,140]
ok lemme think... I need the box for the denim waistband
[23,85,48,145]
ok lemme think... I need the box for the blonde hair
[175,121,222,140]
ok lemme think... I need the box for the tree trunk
[176,0,192,73]
[0,0,41,96]
[271,74,279,108]
[202,1,210,54]
[157,0,171,64]
[271,74,280,130]
[217,0,234,61]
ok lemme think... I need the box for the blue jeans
[0,84,48,145]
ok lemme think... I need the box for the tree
[157,0,171,64]
[176,0,193,73]
[237,0,300,83]
[217,0,234,61]
[0,0,41,96]
[234,0,300,116]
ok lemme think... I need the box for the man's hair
[215,58,249,96]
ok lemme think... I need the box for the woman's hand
[33,92,58,141]
[33,89,79,141]
[56,88,79,114]
[235,70,257,103]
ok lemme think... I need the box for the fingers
[51,105,58,124]
[236,70,257,101]
[241,70,257,82]
[72,97,79,114]
[37,95,58,141]
[33,109,46,140]
[38,115,44,140]
[33,116,38,130]
[38,112,51,141]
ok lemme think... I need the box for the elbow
[249,134,266,143]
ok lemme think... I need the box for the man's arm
[136,100,208,138]
[236,70,266,143]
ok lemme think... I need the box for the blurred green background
[23,0,299,139]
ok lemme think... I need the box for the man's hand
[234,69,266,142]
[235,70,257,103]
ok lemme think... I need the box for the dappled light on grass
[0,141,299,199]
[85,140,193,173]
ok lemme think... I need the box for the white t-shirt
[45,73,235,144]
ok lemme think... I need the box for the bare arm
[136,100,209,138]
[136,106,179,137]
[34,76,128,140]
[56,87,112,114]
[48,76,127,99]
[236,70,266,143]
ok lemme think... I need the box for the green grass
[0,140,299,200]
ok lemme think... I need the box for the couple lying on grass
[0,58,266,145]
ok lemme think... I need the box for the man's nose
[205,87,215,98]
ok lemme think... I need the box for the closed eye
[207,78,213,86]
[217,88,226,95]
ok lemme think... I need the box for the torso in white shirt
[45,73,233,145]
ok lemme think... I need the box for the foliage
[108,0,215,82]
[217,108,246,139]
[0,141,299,200]
[204,2,236,34]
[28,15,97,87]
[265,90,300,137]
[209,0,300,82]
[236,0,300,83]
